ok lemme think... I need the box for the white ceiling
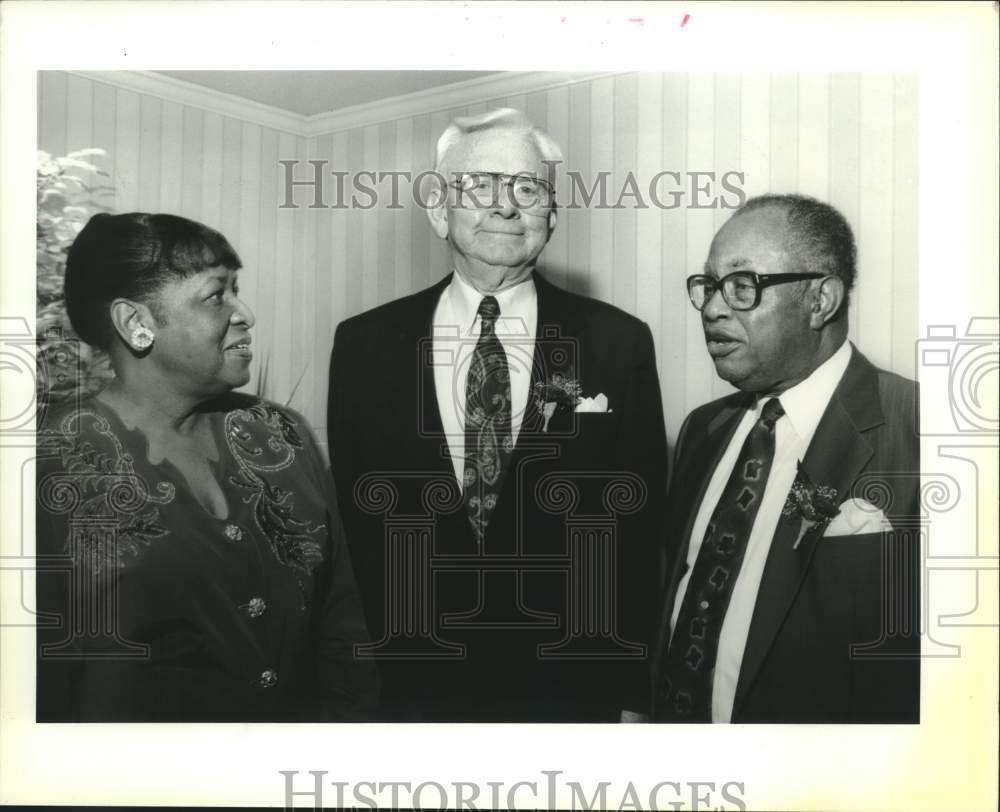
[154,70,502,117]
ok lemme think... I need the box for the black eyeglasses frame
[686,270,827,311]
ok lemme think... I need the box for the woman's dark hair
[64,212,242,350]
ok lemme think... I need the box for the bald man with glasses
[651,194,920,723]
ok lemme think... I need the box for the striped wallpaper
[38,71,918,456]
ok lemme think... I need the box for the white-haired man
[329,109,669,722]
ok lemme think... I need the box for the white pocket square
[825,498,893,536]
[575,393,611,413]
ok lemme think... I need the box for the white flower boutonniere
[533,374,581,433]
[533,375,613,431]
[782,461,840,550]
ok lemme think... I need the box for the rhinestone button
[257,669,278,688]
[699,600,710,610]
[243,597,267,618]
[224,523,243,542]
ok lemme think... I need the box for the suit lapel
[398,273,455,479]
[665,401,749,601]
[732,347,884,718]
[525,272,588,428]
[496,272,588,468]
[652,397,749,675]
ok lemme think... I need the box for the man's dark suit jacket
[651,346,920,723]
[329,271,668,722]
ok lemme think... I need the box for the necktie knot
[760,397,784,429]
[477,296,501,329]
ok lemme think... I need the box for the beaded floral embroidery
[37,410,176,571]
[225,402,326,604]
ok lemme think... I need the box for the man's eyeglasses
[686,271,826,311]
[448,172,555,210]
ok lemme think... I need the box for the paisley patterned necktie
[463,296,513,544]
[656,397,785,721]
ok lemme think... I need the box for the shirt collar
[757,340,852,442]
[447,271,536,337]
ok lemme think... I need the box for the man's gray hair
[434,107,564,176]
[733,193,857,320]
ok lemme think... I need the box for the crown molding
[301,70,615,137]
[65,70,617,139]
[67,70,309,136]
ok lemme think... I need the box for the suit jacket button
[257,669,278,688]
[699,600,710,610]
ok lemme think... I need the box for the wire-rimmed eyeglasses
[448,171,555,210]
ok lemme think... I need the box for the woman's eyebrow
[202,268,233,283]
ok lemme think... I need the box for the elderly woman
[36,212,377,721]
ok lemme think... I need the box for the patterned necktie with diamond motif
[463,296,513,544]
[656,397,785,722]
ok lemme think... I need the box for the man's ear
[425,186,450,240]
[547,206,557,240]
[109,298,154,347]
[809,276,846,329]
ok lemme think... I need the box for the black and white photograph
[1,2,997,810]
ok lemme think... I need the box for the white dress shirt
[670,340,852,722]
[432,272,538,487]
